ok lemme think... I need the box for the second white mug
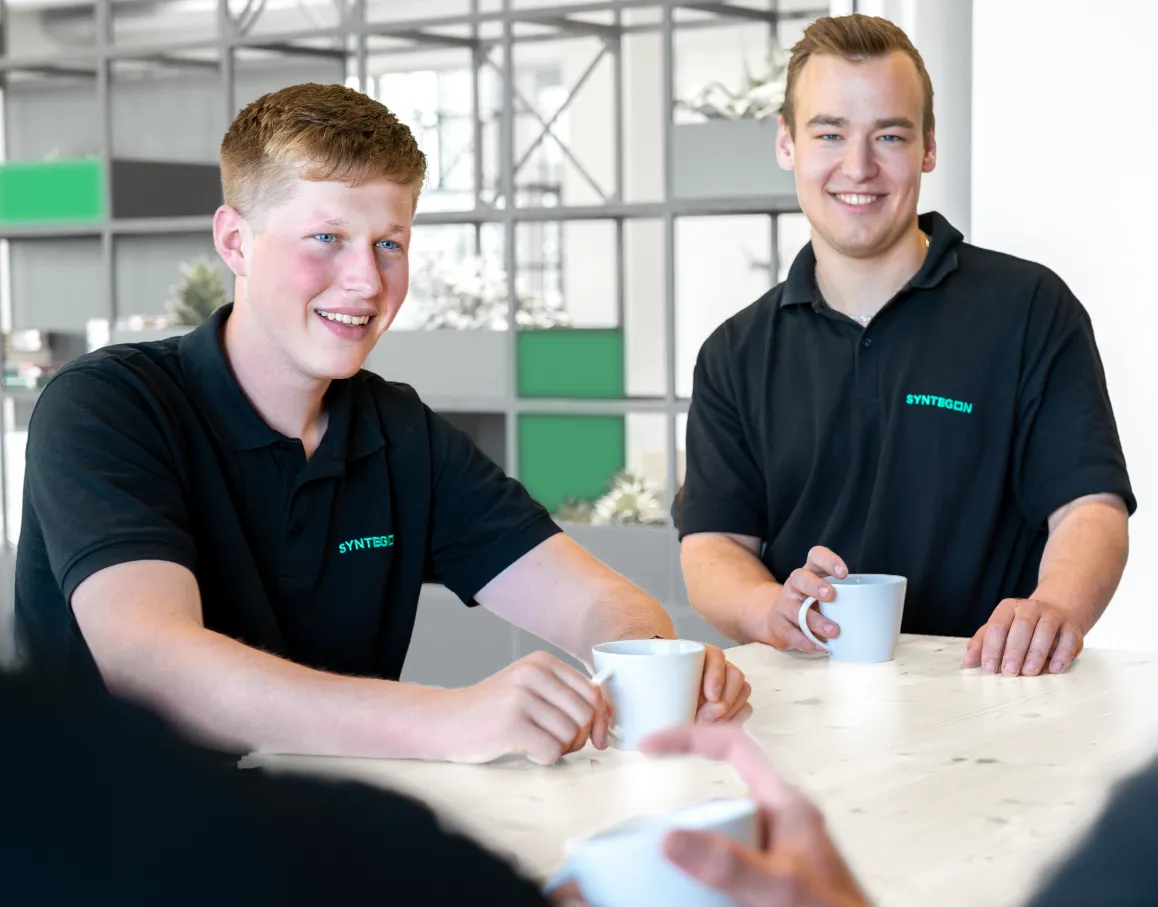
[798,574,907,663]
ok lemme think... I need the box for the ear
[213,205,251,279]
[776,114,796,172]
[922,127,937,174]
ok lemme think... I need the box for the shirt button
[861,337,873,348]
[289,521,304,537]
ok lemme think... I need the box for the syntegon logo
[338,535,395,554]
[905,393,973,414]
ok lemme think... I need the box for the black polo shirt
[679,211,1136,638]
[15,303,560,684]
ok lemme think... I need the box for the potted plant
[108,256,226,345]
[555,472,678,603]
[670,42,797,200]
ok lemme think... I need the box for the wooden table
[250,636,1158,907]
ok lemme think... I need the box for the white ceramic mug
[543,797,759,907]
[591,639,705,750]
[797,574,907,663]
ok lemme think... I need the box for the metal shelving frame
[0,0,823,549]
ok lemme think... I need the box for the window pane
[675,215,773,398]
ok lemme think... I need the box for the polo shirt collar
[780,210,964,309]
[179,303,385,461]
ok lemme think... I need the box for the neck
[813,222,929,321]
[223,297,330,457]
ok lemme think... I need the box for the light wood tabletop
[249,636,1158,907]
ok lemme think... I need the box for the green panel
[517,328,624,399]
[0,159,104,223]
[518,415,625,514]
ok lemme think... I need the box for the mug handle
[797,597,831,653]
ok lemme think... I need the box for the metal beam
[530,16,623,40]
[4,64,98,79]
[509,45,607,185]
[678,2,778,24]
[133,54,221,72]
[390,29,481,50]
[243,41,349,61]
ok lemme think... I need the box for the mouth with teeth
[831,192,884,209]
[316,310,372,326]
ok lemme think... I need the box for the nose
[341,246,383,298]
[841,137,878,183]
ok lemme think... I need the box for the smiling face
[215,175,413,383]
[777,51,936,260]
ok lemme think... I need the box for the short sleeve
[1012,275,1136,526]
[678,326,768,540]
[424,408,560,603]
[24,364,197,603]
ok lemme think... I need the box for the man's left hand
[697,644,752,723]
[963,598,1084,676]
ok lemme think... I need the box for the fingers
[1048,625,1083,674]
[530,667,603,731]
[590,695,611,750]
[768,615,827,655]
[663,829,770,903]
[702,644,728,703]
[970,601,1084,677]
[1021,614,1062,676]
[725,699,753,725]
[1000,605,1039,676]
[784,569,841,637]
[804,546,848,581]
[515,713,576,766]
[639,724,799,811]
[699,663,748,723]
[978,600,1015,673]
[962,626,985,667]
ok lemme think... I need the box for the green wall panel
[518,414,625,513]
[517,328,624,399]
[0,159,105,223]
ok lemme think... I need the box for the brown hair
[220,82,427,222]
[781,14,934,138]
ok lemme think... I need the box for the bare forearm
[1034,500,1129,634]
[478,534,675,669]
[575,577,676,660]
[682,534,778,643]
[106,625,454,759]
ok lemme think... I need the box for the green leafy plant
[167,257,227,326]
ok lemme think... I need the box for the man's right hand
[757,546,850,653]
[641,724,872,907]
[440,652,610,766]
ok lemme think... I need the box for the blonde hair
[781,14,934,138]
[220,82,427,221]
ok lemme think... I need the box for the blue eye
[314,233,337,243]
[878,135,903,143]
[378,239,402,251]
[819,134,841,141]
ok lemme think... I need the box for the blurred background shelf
[0,158,221,226]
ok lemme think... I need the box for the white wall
[857,0,972,236]
[972,0,1158,651]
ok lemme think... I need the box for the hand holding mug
[758,546,849,653]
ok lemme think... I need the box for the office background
[0,0,1154,674]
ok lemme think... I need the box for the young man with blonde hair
[15,82,750,762]
[679,15,1133,677]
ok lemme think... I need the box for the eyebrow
[806,115,916,130]
[320,218,410,236]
